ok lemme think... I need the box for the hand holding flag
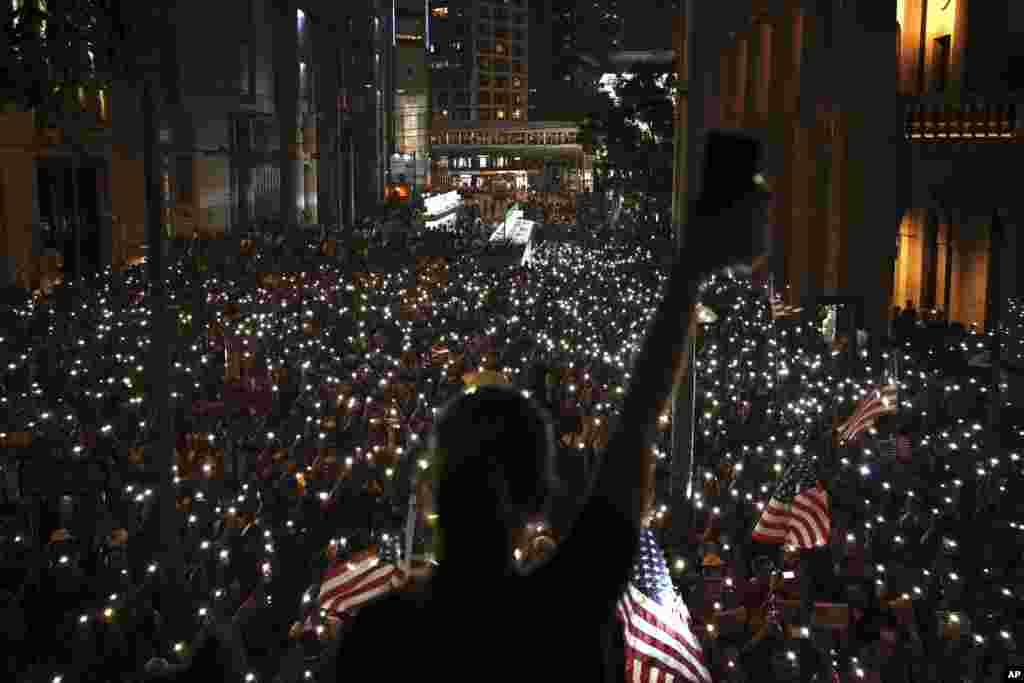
[616,528,711,683]
[836,383,898,444]
[751,453,831,549]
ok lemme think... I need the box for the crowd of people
[0,198,1020,682]
[0,210,679,682]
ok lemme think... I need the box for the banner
[488,218,536,246]
[423,190,461,218]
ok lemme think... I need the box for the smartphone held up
[695,130,773,277]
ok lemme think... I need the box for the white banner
[424,190,461,218]
[490,218,536,245]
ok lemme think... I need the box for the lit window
[497,110,506,120]
[297,9,305,33]
[432,6,449,17]
[512,108,522,120]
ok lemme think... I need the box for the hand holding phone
[690,130,773,278]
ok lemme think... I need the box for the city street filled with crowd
[0,204,1022,683]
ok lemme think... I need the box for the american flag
[318,545,406,618]
[836,384,898,443]
[616,528,711,683]
[431,344,450,362]
[769,295,802,320]
[751,454,831,549]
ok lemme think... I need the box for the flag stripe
[623,587,705,665]
[753,488,830,548]
[838,385,898,442]
[618,528,707,683]
[618,586,710,683]
[320,563,402,612]
[317,550,405,619]
[840,401,897,441]
[324,567,403,614]
[319,556,382,602]
[791,488,830,544]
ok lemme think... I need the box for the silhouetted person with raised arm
[332,146,770,682]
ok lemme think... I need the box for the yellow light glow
[927,0,956,40]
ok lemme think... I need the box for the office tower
[428,0,530,125]
[392,0,431,191]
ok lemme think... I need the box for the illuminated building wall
[694,0,1020,335]
[428,0,529,126]
[394,3,431,191]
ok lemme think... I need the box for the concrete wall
[110,145,147,268]
[196,155,232,236]
[0,113,39,289]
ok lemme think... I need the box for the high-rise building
[392,0,432,192]
[546,0,623,102]
[527,0,553,120]
[0,0,399,289]
[428,0,530,125]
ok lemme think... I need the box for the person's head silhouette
[428,385,558,578]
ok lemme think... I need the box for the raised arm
[548,184,770,606]
[592,253,703,531]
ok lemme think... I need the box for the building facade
[677,0,1022,337]
[392,0,432,193]
[429,120,591,195]
[428,0,530,126]
[0,0,395,290]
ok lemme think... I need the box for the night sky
[620,0,676,51]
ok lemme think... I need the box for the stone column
[274,0,300,228]
[836,1,907,339]
[755,18,772,121]
[823,116,844,295]
[303,113,317,223]
[348,129,356,226]
[0,163,14,288]
[769,2,801,303]
[922,208,940,310]
[900,0,927,95]
[315,29,339,230]
[944,207,957,320]
[97,161,113,272]
[733,35,748,129]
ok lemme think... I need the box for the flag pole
[402,483,417,576]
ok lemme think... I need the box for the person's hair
[429,385,558,528]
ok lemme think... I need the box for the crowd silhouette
[0,142,1020,682]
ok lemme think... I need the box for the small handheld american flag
[836,383,898,443]
[430,344,450,363]
[318,545,406,619]
[751,454,831,549]
[616,528,711,683]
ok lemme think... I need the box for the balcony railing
[439,159,546,173]
[431,129,579,146]
[905,101,1018,142]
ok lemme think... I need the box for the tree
[3,0,122,114]
[602,64,676,206]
